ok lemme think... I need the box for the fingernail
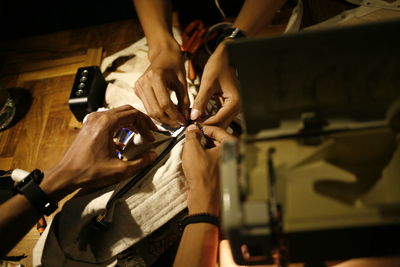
[186,124,198,131]
[190,109,200,120]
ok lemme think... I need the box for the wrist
[178,212,220,233]
[214,27,246,52]
[187,192,220,216]
[148,35,180,61]
[13,169,59,216]
[40,166,77,202]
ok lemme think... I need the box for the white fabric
[32,5,307,264]
[284,0,303,33]
[33,28,191,266]
[345,0,400,11]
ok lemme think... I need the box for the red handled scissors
[181,20,217,81]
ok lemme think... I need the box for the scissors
[117,125,188,161]
[181,20,217,81]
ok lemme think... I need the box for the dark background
[0,0,246,42]
[0,0,355,42]
[0,0,137,41]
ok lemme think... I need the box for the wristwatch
[216,26,246,46]
[14,169,58,216]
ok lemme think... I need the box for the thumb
[183,125,204,155]
[123,151,157,176]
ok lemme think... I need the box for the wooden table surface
[0,18,145,267]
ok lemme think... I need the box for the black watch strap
[14,169,58,216]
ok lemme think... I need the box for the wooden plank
[14,47,103,86]
[16,62,84,86]
[18,54,86,74]
[8,227,40,267]
[84,47,103,66]
[0,157,13,169]
[0,107,24,158]
[0,54,86,77]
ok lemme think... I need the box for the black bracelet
[178,213,220,233]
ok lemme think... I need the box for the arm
[132,0,174,58]
[233,0,288,35]
[174,125,236,267]
[191,0,288,127]
[0,105,157,256]
[132,0,189,127]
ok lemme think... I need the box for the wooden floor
[0,18,145,267]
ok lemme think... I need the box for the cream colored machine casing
[222,19,400,265]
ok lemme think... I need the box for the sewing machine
[221,19,400,265]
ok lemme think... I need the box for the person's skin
[132,0,288,128]
[175,125,400,267]
[191,0,288,128]
[174,124,236,267]
[133,0,189,128]
[0,105,158,256]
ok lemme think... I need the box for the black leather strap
[14,169,58,216]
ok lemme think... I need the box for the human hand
[182,124,236,216]
[190,42,240,128]
[134,41,189,127]
[41,105,158,201]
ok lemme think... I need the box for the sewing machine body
[222,19,400,265]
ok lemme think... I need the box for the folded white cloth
[33,28,192,267]
[32,4,306,264]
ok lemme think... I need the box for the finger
[106,109,151,136]
[145,116,159,132]
[134,115,156,141]
[174,72,190,120]
[108,104,134,113]
[191,77,217,121]
[201,125,236,145]
[183,125,204,155]
[202,97,240,128]
[123,151,158,176]
[136,86,161,125]
[153,77,185,125]
[136,80,178,127]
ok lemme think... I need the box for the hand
[191,42,240,128]
[182,124,236,216]
[41,105,158,201]
[134,41,189,127]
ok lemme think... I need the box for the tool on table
[181,20,217,81]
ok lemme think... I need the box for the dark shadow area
[313,130,397,206]
[0,87,32,132]
[0,0,137,41]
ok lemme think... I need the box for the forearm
[133,0,178,59]
[173,223,219,267]
[0,168,72,256]
[0,194,40,256]
[234,0,288,35]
